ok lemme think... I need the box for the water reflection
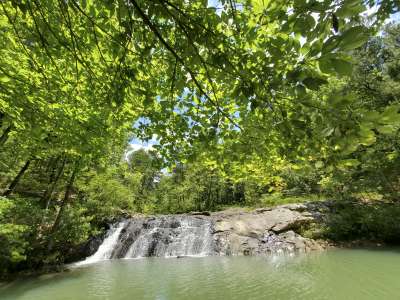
[2,249,400,300]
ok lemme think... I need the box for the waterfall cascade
[75,221,127,266]
[75,203,326,266]
[77,216,214,265]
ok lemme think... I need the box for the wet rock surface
[80,202,329,263]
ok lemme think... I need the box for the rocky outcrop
[210,203,326,255]
[78,203,329,263]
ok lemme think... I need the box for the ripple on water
[2,249,400,300]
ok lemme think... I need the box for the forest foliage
[0,0,399,277]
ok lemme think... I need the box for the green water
[2,248,400,300]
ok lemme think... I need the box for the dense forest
[0,0,399,278]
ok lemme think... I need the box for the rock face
[79,203,328,264]
[211,204,324,255]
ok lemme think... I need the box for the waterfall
[73,205,323,266]
[121,216,214,258]
[72,204,324,266]
[76,216,215,265]
[75,221,126,266]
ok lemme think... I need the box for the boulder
[211,204,323,255]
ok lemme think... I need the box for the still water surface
[2,248,400,300]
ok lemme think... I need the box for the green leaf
[338,159,360,168]
[335,0,367,18]
[358,128,376,146]
[0,75,11,83]
[321,127,334,137]
[342,140,360,155]
[322,36,341,54]
[332,59,353,76]
[319,56,352,75]
[319,57,335,74]
[377,125,397,135]
[380,104,400,125]
[315,161,324,169]
[338,26,369,51]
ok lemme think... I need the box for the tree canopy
[1,0,398,164]
[0,0,400,278]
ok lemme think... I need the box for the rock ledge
[209,204,327,255]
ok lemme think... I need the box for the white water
[123,218,214,258]
[74,216,215,265]
[75,221,126,266]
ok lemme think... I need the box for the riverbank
[3,199,399,282]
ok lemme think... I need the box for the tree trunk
[47,162,78,252]
[42,157,66,209]
[3,159,31,197]
[0,125,12,147]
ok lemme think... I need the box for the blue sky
[389,12,400,22]
[208,0,220,8]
